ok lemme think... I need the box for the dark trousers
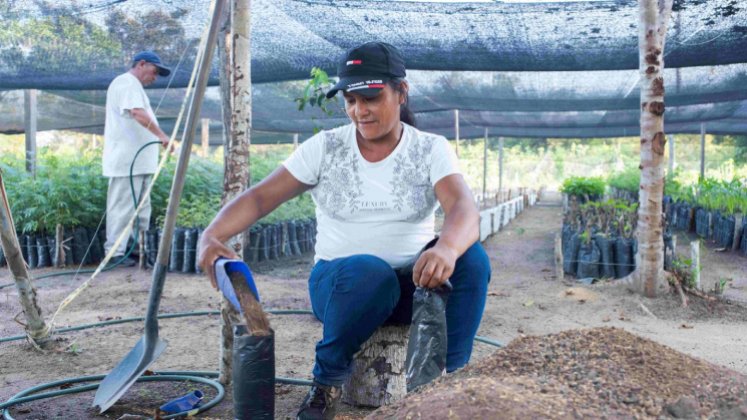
[307,241,491,386]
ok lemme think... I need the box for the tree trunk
[0,170,50,346]
[342,325,408,407]
[218,0,252,385]
[631,0,674,297]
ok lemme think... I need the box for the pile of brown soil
[369,327,747,419]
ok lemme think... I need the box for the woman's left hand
[413,242,458,288]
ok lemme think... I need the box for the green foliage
[607,168,639,193]
[575,198,637,237]
[692,178,747,215]
[560,176,606,197]
[295,67,340,134]
[1,150,106,233]
[670,256,696,289]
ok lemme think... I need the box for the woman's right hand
[198,234,241,290]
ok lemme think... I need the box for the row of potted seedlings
[0,219,318,272]
[610,178,747,256]
[561,198,676,280]
[562,199,638,279]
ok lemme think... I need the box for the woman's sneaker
[296,381,341,420]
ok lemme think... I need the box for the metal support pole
[498,136,504,201]
[482,128,488,199]
[668,134,675,177]
[293,133,299,149]
[700,123,705,180]
[454,109,460,158]
[24,89,37,177]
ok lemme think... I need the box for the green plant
[560,176,606,199]
[714,278,730,295]
[295,67,340,134]
[607,168,639,193]
[65,342,83,355]
[670,256,696,289]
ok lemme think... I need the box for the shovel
[92,0,226,412]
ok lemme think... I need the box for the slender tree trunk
[0,170,50,346]
[217,0,252,384]
[631,0,674,297]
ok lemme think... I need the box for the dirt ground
[1,191,746,419]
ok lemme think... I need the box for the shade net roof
[1,0,746,139]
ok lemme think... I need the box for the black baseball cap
[132,51,171,77]
[326,42,406,99]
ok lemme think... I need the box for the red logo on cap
[346,60,362,65]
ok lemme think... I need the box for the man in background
[103,51,171,266]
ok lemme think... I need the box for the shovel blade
[92,336,167,413]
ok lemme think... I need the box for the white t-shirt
[283,123,461,268]
[102,72,159,177]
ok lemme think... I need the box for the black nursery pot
[593,234,615,279]
[35,235,50,268]
[233,326,275,420]
[25,234,38,269]
[169,227,185,272]
[182,228,198,273]
[563,230,581,277]
[614,237,636,278]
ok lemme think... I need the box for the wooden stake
[139,230,146,269]
[690,240,700,290]
[55,224,65,268]
[554,233,563,281]
[0,170,50,345]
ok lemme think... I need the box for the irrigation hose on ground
[0,141,162,291]
[0,309,503,419]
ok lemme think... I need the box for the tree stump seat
[342,324,409,407]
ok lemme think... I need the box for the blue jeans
[307,240,491,386]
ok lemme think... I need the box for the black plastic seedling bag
[563,232,581,276]
[576,240,601,279]
[593,235,615,279]
[695,209,708,238]
[182,228,198,273]
[169,227,185,271]
[405,281,452,393]
[614,237,635,278]
[72,227,89,264]
[25,235,38,269]
[35,236,50,268]
[717,214,735,249]
[146,229,159,266]
[233,325,275,420]
[87,227,104,264]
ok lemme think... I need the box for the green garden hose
[0,309,502,418]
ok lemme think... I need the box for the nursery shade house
[0,0,746,140]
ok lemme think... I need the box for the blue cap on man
[132,51,171,77]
